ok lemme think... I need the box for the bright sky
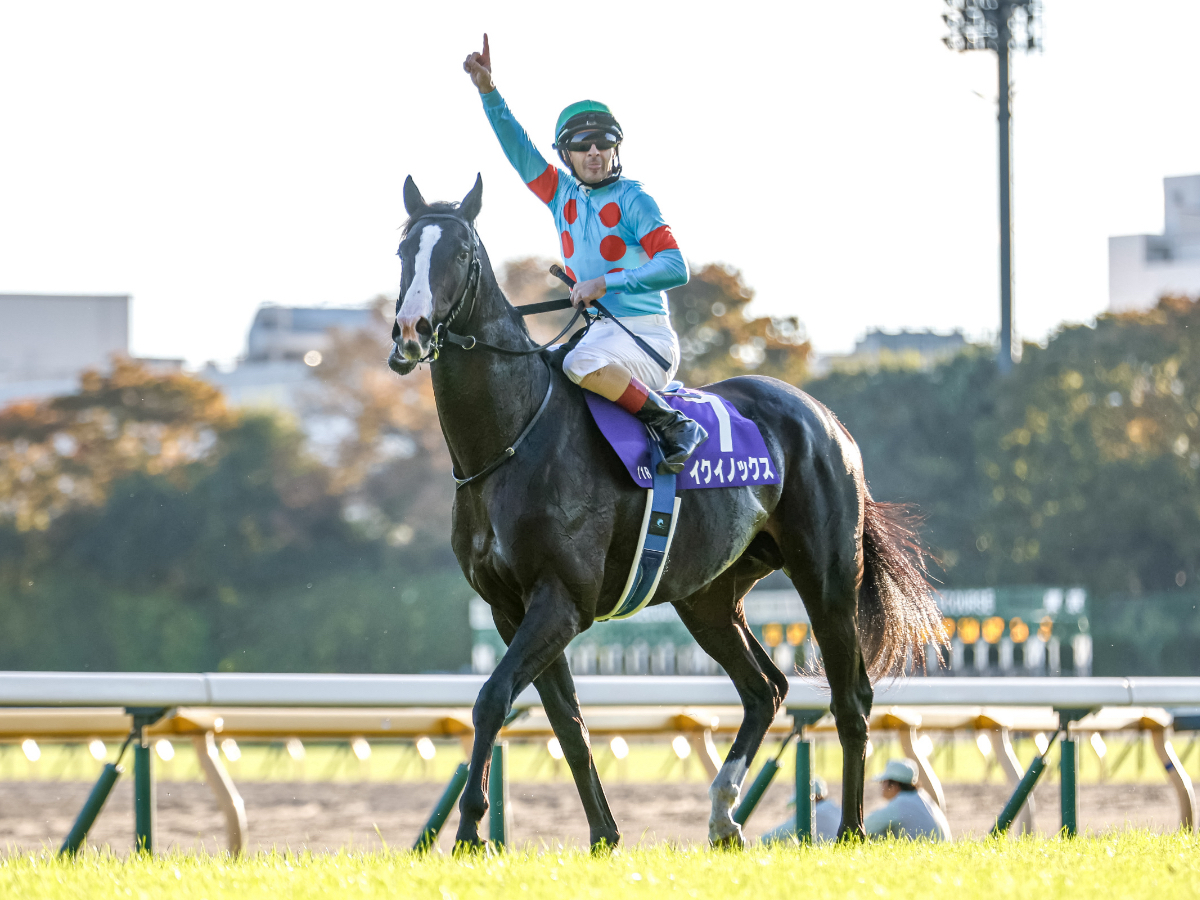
[2,1,1198,367]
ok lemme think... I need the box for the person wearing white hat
[864,758,952,841]
[759,775,841,844]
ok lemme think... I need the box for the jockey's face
[568,143,616,184]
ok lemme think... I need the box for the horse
[389,174,944,850]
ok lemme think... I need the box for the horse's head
[389,175,484,375]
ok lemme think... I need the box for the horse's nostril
[416,318,433,338]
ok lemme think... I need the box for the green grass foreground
[2,833,1197,900]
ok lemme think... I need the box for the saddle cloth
[585,386,781,490]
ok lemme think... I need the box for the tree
[0,357,230,535]
[303,296,456,564]
[669,263,810,387]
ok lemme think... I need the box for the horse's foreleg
[533,654,621,851]
[454,584,581,850]
[676,597,788,847]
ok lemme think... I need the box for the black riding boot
[633,391,709,475]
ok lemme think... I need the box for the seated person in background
[864,758,952,841]
[760,775,841,843]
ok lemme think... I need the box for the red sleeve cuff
[639,224,679,258]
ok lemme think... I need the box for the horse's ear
[403,176,428,217]
[460,174,483,222]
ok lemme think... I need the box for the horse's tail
[857,495,947,680]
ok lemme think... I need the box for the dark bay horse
[389,175,944,849]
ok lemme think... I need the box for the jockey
[463,35,707,475]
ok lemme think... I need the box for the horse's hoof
[452,837,489,856]
[705,825,744,854]
[705,830,744,854]
[590,835,621,856]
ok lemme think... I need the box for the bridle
[395,213,585,490]
[396,213,585,366]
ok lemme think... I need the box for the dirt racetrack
[0,778,1185,855]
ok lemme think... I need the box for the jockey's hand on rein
[570,276,607,308]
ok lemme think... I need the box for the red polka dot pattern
[607,268,624,274]
[563,199,578,224]
[599,203,622,228]
[561,230,574,258]
[564,266,577,283]
[599,235,627,262]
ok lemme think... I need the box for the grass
[0,833,1197,899]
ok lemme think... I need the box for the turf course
[2,833,1196,899]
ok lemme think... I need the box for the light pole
[943,0,1041,372]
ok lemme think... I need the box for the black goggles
[563,130,620,152]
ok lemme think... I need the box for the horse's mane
[401,201,466,237]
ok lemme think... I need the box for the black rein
[401,214,581,490]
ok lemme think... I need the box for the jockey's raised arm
[463,34,705,477]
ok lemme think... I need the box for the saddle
[587,381,780,621]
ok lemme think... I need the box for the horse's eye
[457,250,470,262]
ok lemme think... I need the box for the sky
[2,1,1199,367]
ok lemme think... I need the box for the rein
[403,214,586,365]
[452,355,555,491]
[400,213,578,490]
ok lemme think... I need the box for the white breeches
[562,314,680,391]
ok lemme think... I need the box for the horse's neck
[431,283,547,477]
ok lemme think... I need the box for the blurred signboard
[469,584,1090,678]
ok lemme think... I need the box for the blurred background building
[1109,174,1200,312]
[0,293,184,406]
[813,329,968,375]
[196,305,377,411]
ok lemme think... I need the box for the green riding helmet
[553,100,624,152]
[553,100,624,181]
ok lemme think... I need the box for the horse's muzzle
[388,343,419,375]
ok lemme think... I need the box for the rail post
[59,762,123,855]
[126,707,169,854]
[488,742,509,848]
[789,708,828,843]
[733,730,799,828]
[1055,708,1092,837]
[413,762,470,851]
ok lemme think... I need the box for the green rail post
[788,709,828,844]
[990,731,1061,838]
[1060,736,1078,836]
[413,762,470,852]
[60,763,124,856]
[733,758,781,827]
[1055,708,1092,838]
[488,741,508,848]
[126,708,169,854]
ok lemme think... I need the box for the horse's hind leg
[781,525,873,838]
[674,563,788,846]
[455,581,581,849]
[533,654,621,850]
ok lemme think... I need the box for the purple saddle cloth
[585,387,780,490]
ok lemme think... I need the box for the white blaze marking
[397,224,442,326]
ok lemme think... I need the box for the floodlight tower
[943,0,1042,372]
